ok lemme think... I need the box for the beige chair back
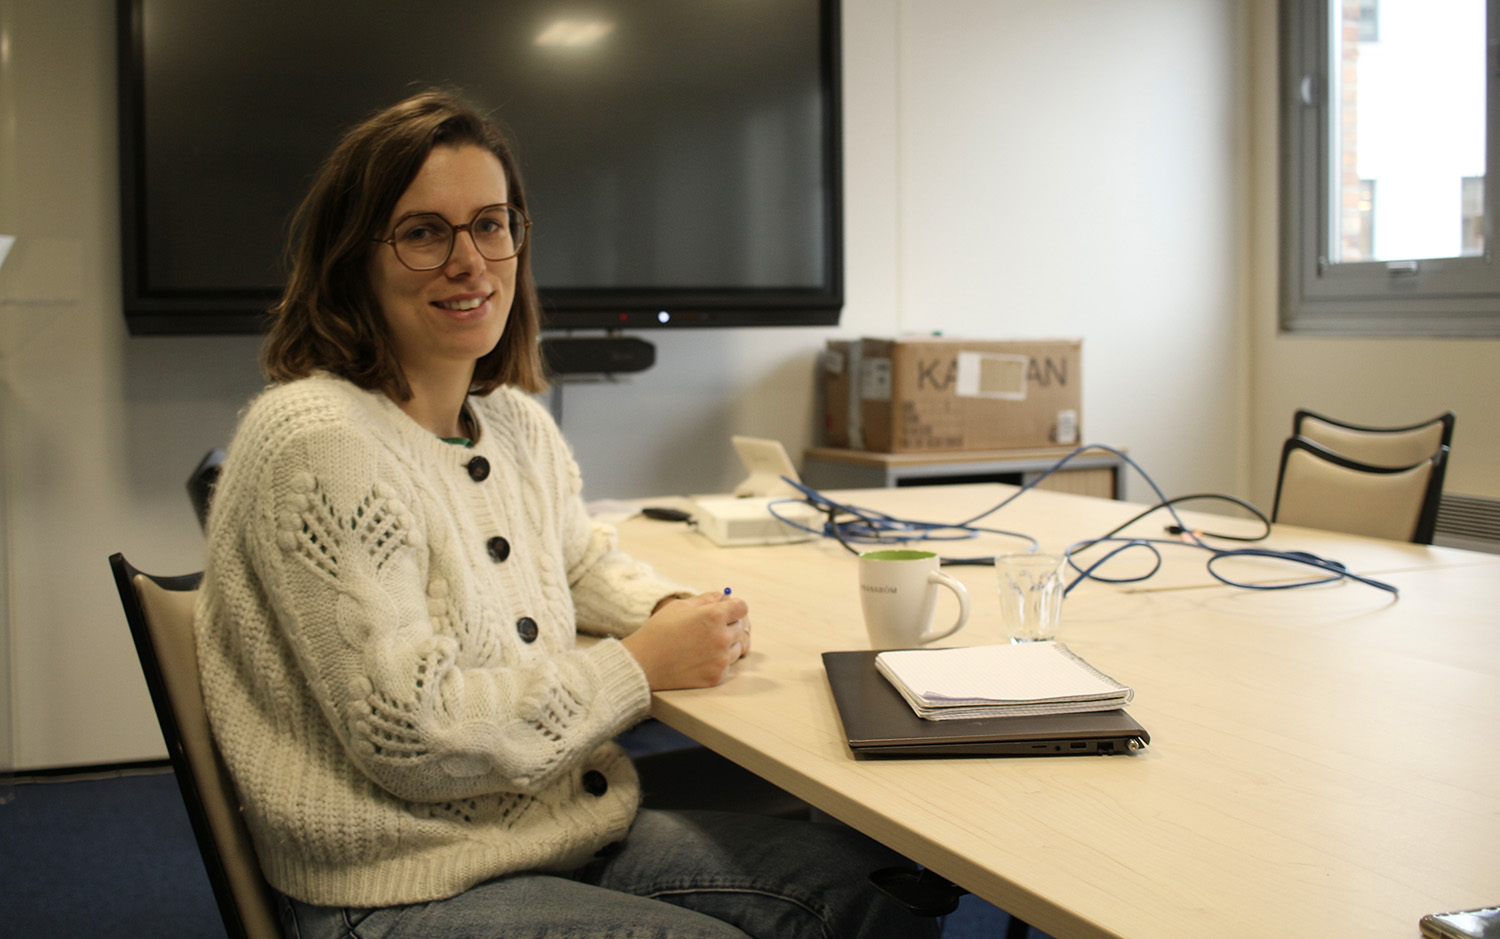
[1294,410,1453,468]
[1296,416,1441,468]
[1274,443,1436,543]
[111,555,281,939]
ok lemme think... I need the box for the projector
[691,496,821,547]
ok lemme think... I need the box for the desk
[616,484,1500,939]
[802,446,1126,499]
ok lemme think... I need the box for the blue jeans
[279,809,941,939]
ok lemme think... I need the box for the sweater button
[516,617,539,643]
[582,770,608,797]
[486,536,510,562]
[466,456,490,482]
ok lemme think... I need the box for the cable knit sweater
[196,373,679,908]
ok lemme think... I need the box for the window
[1463,176,1486,256]
[1281,0,1499,336]
[1356,0,1380,42]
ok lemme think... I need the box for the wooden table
[615,484,1500,939]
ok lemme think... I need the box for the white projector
[691,496,821,547]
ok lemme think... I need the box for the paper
[585,499,645,526]
[875,642,1133,721]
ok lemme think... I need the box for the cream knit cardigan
[196,373,679,908]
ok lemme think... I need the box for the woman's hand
[620,591,752,690]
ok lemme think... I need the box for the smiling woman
[367,145,520,437]
[259,91,547,405]
[195,88,936,939]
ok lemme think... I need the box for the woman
[196,89,936,939]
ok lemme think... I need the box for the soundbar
[541,337,656,376]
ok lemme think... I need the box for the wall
[1,0,1245,769]
[1244,0,1500,506]
[565,0,1246,505]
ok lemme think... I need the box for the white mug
[858,549,971,650]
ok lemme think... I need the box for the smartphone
[1420,907,1500,939]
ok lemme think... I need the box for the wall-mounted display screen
[118,0,843,334]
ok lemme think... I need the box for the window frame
[1280,0,1500,337]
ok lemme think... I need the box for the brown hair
[261,89,546,397]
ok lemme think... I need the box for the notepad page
[876,642,1129,705]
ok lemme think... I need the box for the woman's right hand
[620,591,751,690]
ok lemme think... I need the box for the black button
[486,537,510,562]
[516,617,539,643]
[582,770,608,797]
[466,456,490,482]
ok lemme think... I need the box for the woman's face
[370,144,517,384]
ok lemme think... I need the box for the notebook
[822,650,1150,757]
[874,642,1134,720]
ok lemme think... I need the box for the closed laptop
[823,650,1149,757]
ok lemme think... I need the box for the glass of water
[995,553,1066,643]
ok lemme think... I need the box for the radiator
[1433,493,1500,555]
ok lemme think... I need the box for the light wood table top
[614,484,1500,939]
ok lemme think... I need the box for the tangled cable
[768,444,1399,597]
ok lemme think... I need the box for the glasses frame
[374,203,531,271]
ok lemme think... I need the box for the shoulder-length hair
[261,89,547,397]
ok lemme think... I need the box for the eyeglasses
[375,203,530,271]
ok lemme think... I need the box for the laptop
[822,650,1150,757]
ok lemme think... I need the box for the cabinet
[801,446,1125,500]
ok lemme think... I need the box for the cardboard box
[821,337,1082,453]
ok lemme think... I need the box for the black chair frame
[1291,409,1455,455]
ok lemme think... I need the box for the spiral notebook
[822,650,1149,757]
[874,642,1134,720]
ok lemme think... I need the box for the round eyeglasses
[375,203,530,271]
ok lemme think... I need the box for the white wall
[893,0,1244,501]
[567,0,1246,505]
[1,0,1246,769]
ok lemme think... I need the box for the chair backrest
[109,553,281,939]
[1293,409,1454,469]
[187,448,227,532]
[1271,437,1448,544]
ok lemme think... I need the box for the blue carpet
[0,761,1036,938]
[0,770,224,938]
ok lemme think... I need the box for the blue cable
[769,482,1037,555]
[767,444,1400,598]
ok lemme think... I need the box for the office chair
[187,448,226,531]
[1271,436,1448,544]
[1292,409,1454,469]
[109,553,281,939]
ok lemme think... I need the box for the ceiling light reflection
[535,19,614,48]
